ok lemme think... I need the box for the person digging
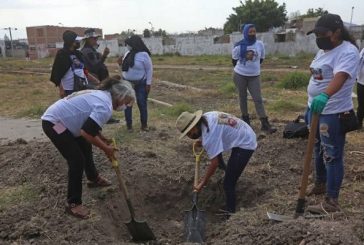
[176,110,257,216]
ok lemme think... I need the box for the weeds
[277,72,310,90]
[0,184,38,211]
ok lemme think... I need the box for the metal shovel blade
[184,205,206,243]
[267,212,294,222]
[125,218,156,242]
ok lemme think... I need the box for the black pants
[42,120,98,204]
[219,148,254,213]
[357,83,364,126]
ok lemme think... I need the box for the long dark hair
[196,116,209,133]
[122,35,151,71]
[340,26,358,49]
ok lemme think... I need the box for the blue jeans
[221,148,254,213]
[305,108,346,199]
[124,79,148,127]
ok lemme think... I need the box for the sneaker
[307,182,326,196]
[65,203,90,219]
[87,175,112,188]
[307,197,341,214]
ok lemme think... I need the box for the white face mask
[126,44,132,51]
[116,104,127,111]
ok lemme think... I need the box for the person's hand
[117,56,123,66]
[194,180,206,192]
[103,145,117,161]
[311,92,329,114]
[59,85,65,98]
[103,47,110,57]
[146,85,151,94]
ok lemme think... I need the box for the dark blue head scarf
[234,24,256,64]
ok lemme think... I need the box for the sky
[0,0,363,40]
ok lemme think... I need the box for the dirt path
[0,117,46,143]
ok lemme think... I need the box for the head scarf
[234,24,256,64]
[121,35,151,72]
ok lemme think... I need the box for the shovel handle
[295,113,319,214]
[112,139,136,219]
[193,142,204,188]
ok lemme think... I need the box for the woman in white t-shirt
[232,23,276,134]
[176,110,257,215]
[356,48,364,128]
[41,78,136,219]
[304,14,359,214]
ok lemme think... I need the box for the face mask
[126,45,132,51]
[116,104,127,111]
[316,37,334,50]
[74,42,80,50]
[248,35,256,42]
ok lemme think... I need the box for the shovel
[111,139,156,242]
[184,142,206,243]
[267,113,320,222]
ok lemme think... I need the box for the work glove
[311,92,329,114]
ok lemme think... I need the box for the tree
[223,0,287,33]
[143,29,151,38]
[301,8,328,18]
[153,28,167,37]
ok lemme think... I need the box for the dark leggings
[42,120,98,204]
[357,83,364,126]
[219,148,254,213]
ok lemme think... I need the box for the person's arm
[143,53,153,93]
[82,48,107,74]
[232,59,238,67]
[50,51,70,87]
[98,132,112,145]
[59,83,65,98]
[80,130,115,160]
[325,72,349,96]
[194,155,219,192]
[86,72,101,85]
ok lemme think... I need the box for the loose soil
[1,123,363,244]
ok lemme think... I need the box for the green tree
[153,28,167,37]
[223,0,287,33]
[143,29,151,38]
[301,8,328,18]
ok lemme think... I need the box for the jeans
[305,108,346,199]
[42,120,98,204]
[222,148,254,213]
[357,83,364,126]
[124,79,148,127]
[233,72,267,118]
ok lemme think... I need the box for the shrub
[278,72,310,90]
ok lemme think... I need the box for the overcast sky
[0,0,363,40]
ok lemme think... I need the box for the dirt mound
[1,126,364,244]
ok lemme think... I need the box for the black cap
[307,14,344,35]
[63,30,83,43]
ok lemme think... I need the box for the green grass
[219,82,236,95]
[0,184,38,211]
[160,102,192,117]
[17,105,48,118]
[267,99,306,112]
[277,71,310,90]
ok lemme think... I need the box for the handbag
[339,109,359,133]
[283,115,309,139]
[69,55,89,91]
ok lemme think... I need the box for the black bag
[283,115,309,139]
[339,109,359,134]
[73,73,88,91]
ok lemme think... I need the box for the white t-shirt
[232,40,265,76]
[307,41,359,114]
[122,51,153,85]
[41,90,113,137]
[357,48,364,85]
[201,111,257,159]
[61,54,88,91]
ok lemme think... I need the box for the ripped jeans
[305,108,346,199]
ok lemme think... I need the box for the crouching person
[41,78,136,219]
[176,110,257,215]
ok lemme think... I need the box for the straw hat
[176,110,203,139]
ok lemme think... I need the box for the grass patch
[0,184,38,211]
[268,99,306,112]
[277,72,310,90]
[160,102,192,117]
[219,82,236,95]
[17,105,48,118]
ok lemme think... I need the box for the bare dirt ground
[0,58,364,244]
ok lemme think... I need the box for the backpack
[283,115,309,139]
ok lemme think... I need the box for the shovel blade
[267,212,294,222]
[184,206,206,243]
[125,219,156,242]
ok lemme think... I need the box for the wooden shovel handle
[298,113,319,199]
[193,142,204,188]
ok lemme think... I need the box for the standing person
[41,78,136,219]
[356,48,364,129]
[304,14,359,213]
[50,30,99,98]
[232,24,276,134]
[81,28,120,124]
[121,35,153,131]
[176,110,257,215]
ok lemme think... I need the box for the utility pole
[350,6,354,29]
[148,21,154,36]
[3,27,17,57]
